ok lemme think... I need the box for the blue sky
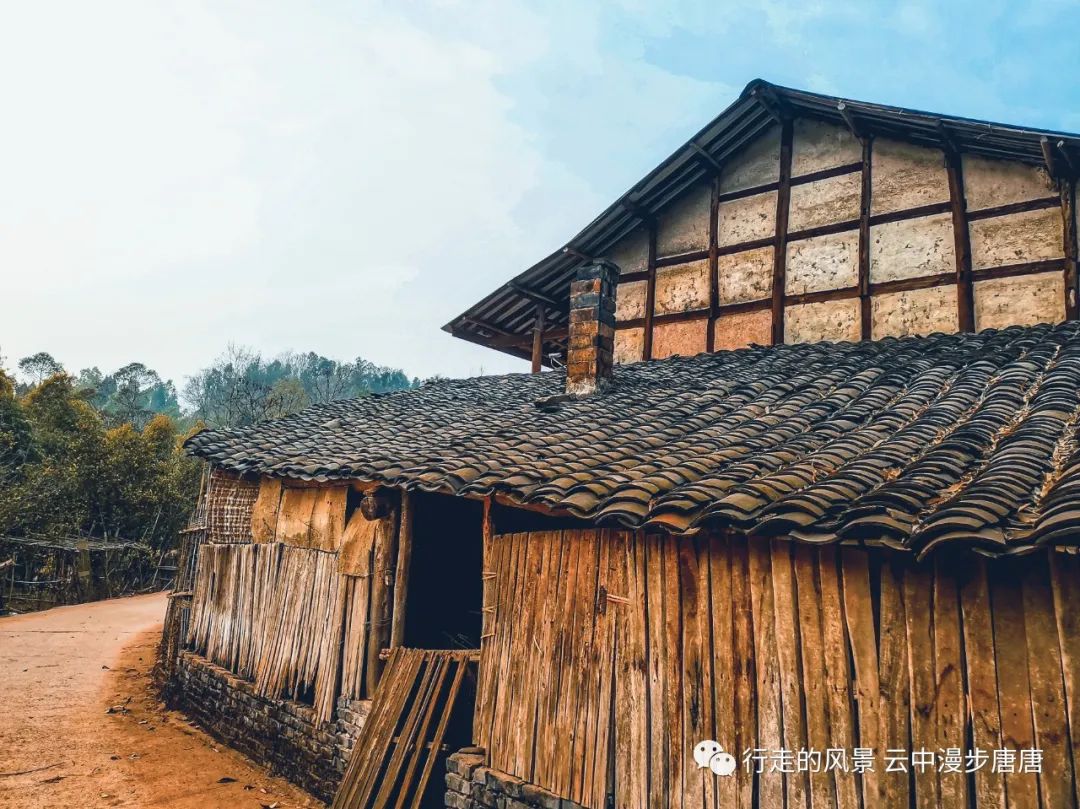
[2,1,1078,391]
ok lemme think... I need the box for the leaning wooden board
[332,648,474,809]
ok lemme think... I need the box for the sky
[3,0,1079,391]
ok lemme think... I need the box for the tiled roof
[185,322,1080,558]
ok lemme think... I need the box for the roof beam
[562,245,592,261]
[837,101,861,139]
[937,121,961,157]
[751,84,786,123]
[1042,136,1061,179]
[620,198,654,222]
[1057,139,1077,176]
[689,141,724,173]
[508,281,562,309]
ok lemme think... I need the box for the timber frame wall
[603,119,1079,365]
[475,527,1080,809]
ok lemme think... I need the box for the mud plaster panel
[614,327,645,364]
[785,298,861,344]
[785,231,859,295]
[717,246,774,305]
[719,125,782,194]
[654,260,710,315]
[871,138,950,215]
[974,273,1065,331]
[652,319,708,358]
[869,213,955,284]
[713,309,773,351]
[792,119,862,176]
[788,172,862,233]
[969,208,1065,269]
[617,280,648,321]
[606,228,650,275]
[871,285,958,339]
[656,183,711,257]
[962,155,1054,212]
[717,191,776,246]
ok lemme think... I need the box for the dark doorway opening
[403,492,483,650]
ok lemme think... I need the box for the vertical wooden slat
[946,148,974,331]
[533,531,569,787]
[522,531,558,784]
[580,532,610,805]
[772,539,810,809]
[661,538,684,809]
[646,534,671,808]
[1021,552,1075,809]
[794,544,838,809]
[841,546,879,808]
[857,137,873,339]
[904,563,940,808]
[679,536,712,809]
[748,539,784,808]
[991,565,1040,809]
[878,558,911,808]
[1050,551,1080,809]
[819,546,859,809]
[614,532,649,809]
[771,120,794,345]
[366,508,400,695]
[513,530,546,782]
[709,536,737,809]
[389,491,413,649]
[592,529,623,809]
[932,558,968,809]
[961,557,1007,809]
[643,223,658,360]
[729,536,757,809]
[551,530,585,798]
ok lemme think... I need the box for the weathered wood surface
[332,648,473,809]
[478,532,1080,809]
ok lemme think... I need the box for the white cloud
[1,0,733,387]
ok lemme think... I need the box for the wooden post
[857,137,873,339]
[771,119,794,345]
[946,150,975,331]
[706,175,721,352]
[1062,178,1078,320]
[530,305,545,373]
[366,503,400,695]
[643,222,658,360]
[390,491,413,649]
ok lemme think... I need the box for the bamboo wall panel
[478,529,1080,809]
[205,468,259,544]
[187,542,374,721]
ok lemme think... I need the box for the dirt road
[0,593,320,809]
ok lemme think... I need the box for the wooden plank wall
[478,529,1080,809]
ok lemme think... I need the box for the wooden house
[168,80,1080,808]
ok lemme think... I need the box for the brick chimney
[566,260,617,396]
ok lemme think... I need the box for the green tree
[18,352,64,386]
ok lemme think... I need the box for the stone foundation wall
[174,651,369,801]
[445,749,586,809]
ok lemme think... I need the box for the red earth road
[0,592,320,808]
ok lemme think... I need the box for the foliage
[0,345,417,551]
[0,372,200,549]
[182,345,417,428]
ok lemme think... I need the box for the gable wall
[609,119,1073,363]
